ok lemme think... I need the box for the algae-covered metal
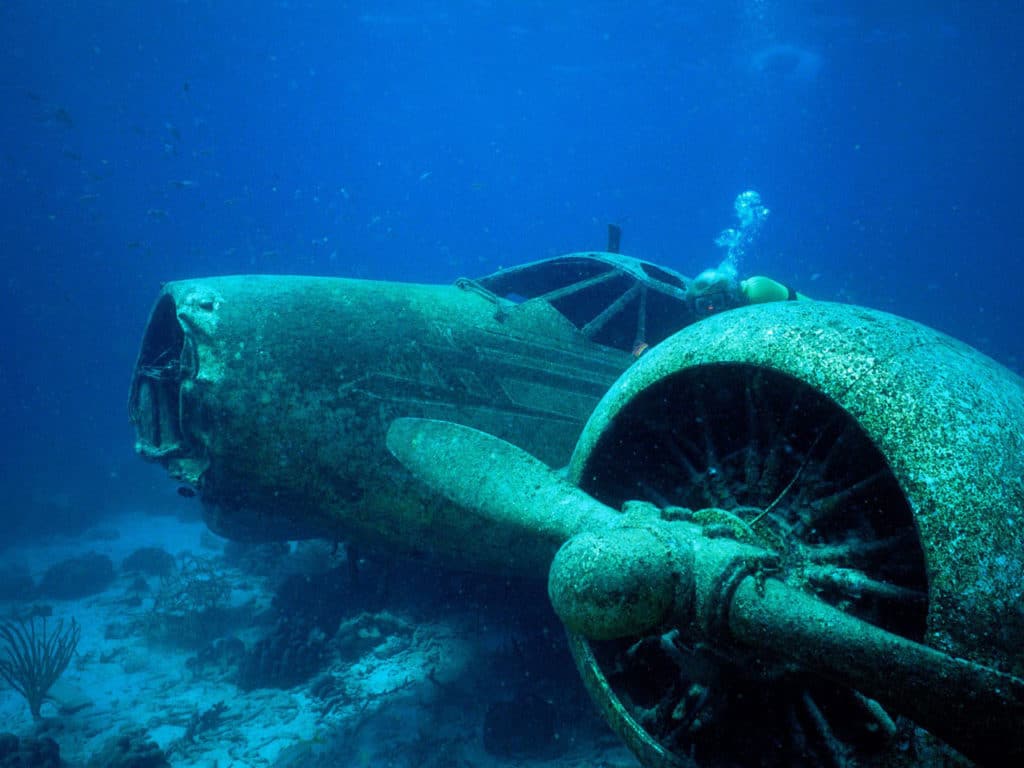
[385,301,1024,767]
[564,300,1024,767]
[572,300,1024,673]
[131,255,1024,767]
[386,410,1022,768]
[128,253,692,569]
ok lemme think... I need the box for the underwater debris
[237,566,356,691]
[182,700,230,744]
[144,555,239,647]
[185,636,245,683]
[236,619,330,691]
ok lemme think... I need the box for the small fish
[54,107,74,128]
[171,179,197,188]
[177,486,196,498]
[418,171,432,181]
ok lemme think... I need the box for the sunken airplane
[129,249,1024,767]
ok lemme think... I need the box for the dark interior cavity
[577,362,930,767]
[128,294,189,459]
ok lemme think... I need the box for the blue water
[4,0,1021,538]
[0,3,1018,615]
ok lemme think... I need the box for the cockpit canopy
[471,252,695,353]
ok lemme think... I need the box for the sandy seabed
[1,511,638,768]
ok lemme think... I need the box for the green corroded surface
[570,300,1024,673]
[568,632,691,768]
[133,274,630,566]
[548,526,680,640]
[558,509,1024,765]
[385,417,622,574]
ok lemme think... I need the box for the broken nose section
[129,274,626,547]
[128,291,206,478]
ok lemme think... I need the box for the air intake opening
[575,362,930,767]
[129,293,189,459]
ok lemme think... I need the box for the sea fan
[0,616,81,720]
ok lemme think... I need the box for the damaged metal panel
[129,271,631,567]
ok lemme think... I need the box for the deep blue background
[2,1,1021,537]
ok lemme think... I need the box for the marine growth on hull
[579,363,931,767]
